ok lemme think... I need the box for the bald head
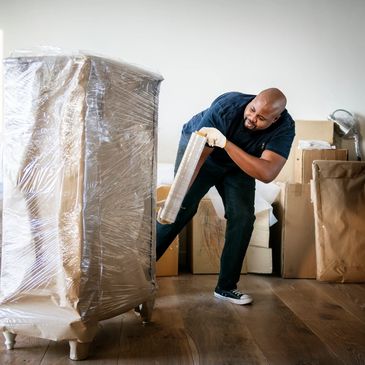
[257,88,287,115]
[243,88,287,131]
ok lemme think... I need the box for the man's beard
[244,116,257,130]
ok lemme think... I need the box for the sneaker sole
[214,292,253,305]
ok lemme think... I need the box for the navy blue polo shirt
[182,92,295,168]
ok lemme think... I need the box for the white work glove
[199,127,227,148]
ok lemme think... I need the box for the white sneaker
[214,288,253,305]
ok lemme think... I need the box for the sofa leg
[69,340,91,361]
[3,330,17,350]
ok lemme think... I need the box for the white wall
[1,0,364,162]
[0,29,3,134]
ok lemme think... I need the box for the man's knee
[225,209,256,227]
[176,201,199,222]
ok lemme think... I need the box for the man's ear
[273,114,281,123]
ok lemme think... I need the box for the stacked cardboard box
[156,186,179,276]
[295,149,348,184]
[275,120,348,278]
[276,120,335,182]
[189,197,272,274]
[274,183,316,278]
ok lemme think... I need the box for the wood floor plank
[233,274,343,365]
[118,311,195,365]
[266,276,365,365]
[118,278,196,365]
[39,340,72,365]
[171,274,269,365]
[0,334,49,365]
[306,281,365,324]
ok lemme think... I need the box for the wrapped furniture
[1,50,163,359]
[311,160,365,282]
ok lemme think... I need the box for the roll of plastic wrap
[158,132,206,224]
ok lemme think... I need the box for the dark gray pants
[157,135,256,290]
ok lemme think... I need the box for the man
[157,88,295,305]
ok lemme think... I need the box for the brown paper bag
[311,161,365,282]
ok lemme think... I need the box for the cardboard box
[189,198,272,274]
[156,241,179,276]
[278,183,316,279]
[246,246,272,274]
[156,186,179,276]
[249,209,270,248]
[275,120,334,183]
[295,149,348,183]
[311,161,365,282]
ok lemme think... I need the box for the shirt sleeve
[265,118,295,159]
[193,102,229,135]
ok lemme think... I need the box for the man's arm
[198,126,287,183]
[224,141,286,183]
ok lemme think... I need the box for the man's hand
[199,127,227,148]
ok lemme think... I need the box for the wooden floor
[1,274,365,365]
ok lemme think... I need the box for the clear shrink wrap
[157,132,206,224]
[0,49,163,358]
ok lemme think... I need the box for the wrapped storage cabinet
[1,51,162,359]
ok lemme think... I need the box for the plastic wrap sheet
[157,132,206,224]
[311,161,365,282]
[0,50,163,341]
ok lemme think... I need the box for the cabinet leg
[69,340,91,361]
[3,330,17,350]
